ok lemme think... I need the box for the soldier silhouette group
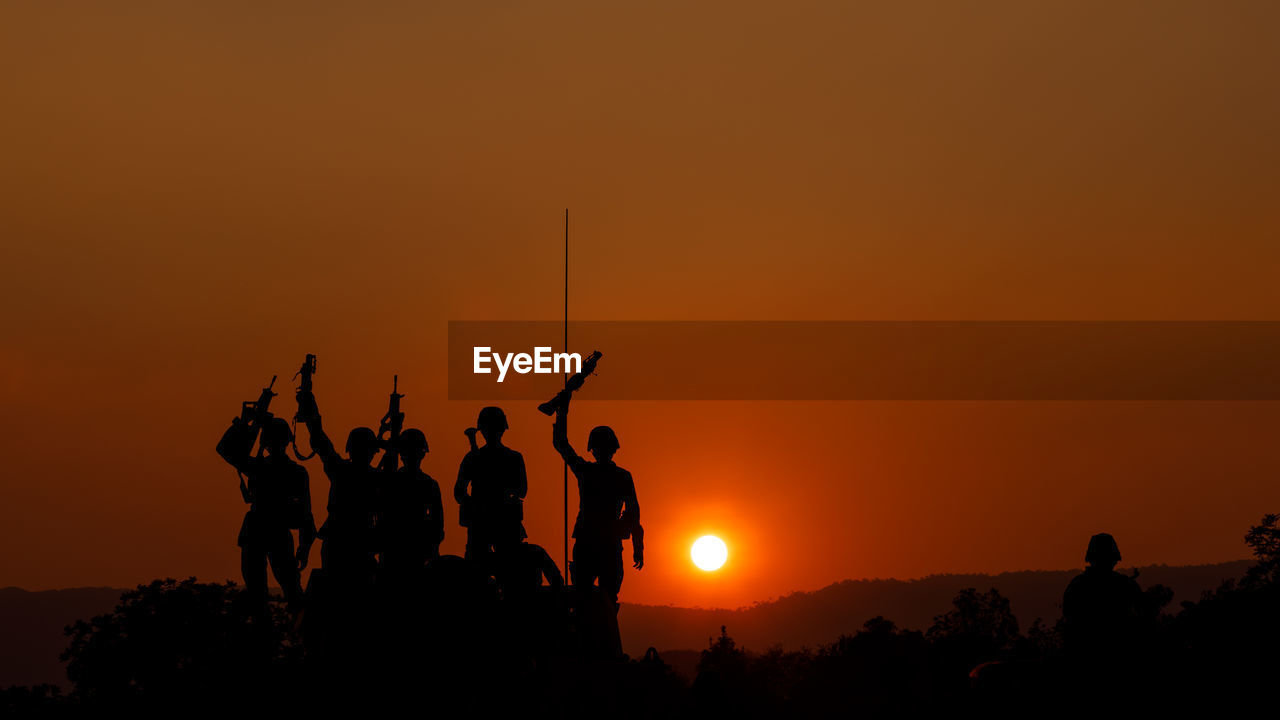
[215,356,644,667]
[213,355,1162,708]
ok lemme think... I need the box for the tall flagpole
[563,208,570,579]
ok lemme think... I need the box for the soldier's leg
[241,544,268,606]
[571,541,601,608]
[464,526,485,561]
[604,547,625,609]
[267,529,302,606]
[467,523,498,574]
[602,549,625,656]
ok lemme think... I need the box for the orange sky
[2,1,1280,608]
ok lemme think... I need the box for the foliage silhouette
[60,578,301,710]
[10,515,1280,716]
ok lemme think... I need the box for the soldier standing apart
[217,416,315,612]
[551,394,644,613]
[1062,533,1144,656]
[296,388,379,589]
[455,407,528,567]
[377,428,445,585]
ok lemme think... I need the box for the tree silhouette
[1242,513,1280,588]
[12,515,1280,716]
[60,578,299,709]
[924,587,1020,697]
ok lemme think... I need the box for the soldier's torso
[320,460,377,538]
[379,468,437,532]
[1064,569,1141,636]
[573,462,632,542]
[243,457,308,526]
[496,544,549,593]
[462,445,523,510]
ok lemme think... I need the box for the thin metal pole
[563,208,570,580]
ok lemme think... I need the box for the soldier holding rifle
[455,406,528,567]
[216,375,316,612]
[547,354,644,613]
[295,372,381,589]
[377,428,445,586]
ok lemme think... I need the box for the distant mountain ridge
[618,560,1251,657]
[1,561,1251,688]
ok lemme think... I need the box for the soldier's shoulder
[1064,571,1089,591]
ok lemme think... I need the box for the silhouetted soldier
[377,428,444,587]
[495,541,564,600]
[495,541,568,662]
[551,394,644,615]
[217,416,315,611]
[1062,532,1144,685]
[296,389,378,589]
[454,407,528,566]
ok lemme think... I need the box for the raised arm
[552,401,583,468]
[297,389,340,466]
[216,415,259,475]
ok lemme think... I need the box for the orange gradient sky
[3,1,1280,608]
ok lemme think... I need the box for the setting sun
[691,535,728,572]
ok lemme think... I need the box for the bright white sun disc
[691,535,728,571]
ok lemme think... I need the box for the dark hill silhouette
[3,560,1247,689]
[618,560,1250,661]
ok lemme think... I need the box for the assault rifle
[215,375,277,501]
[292,354,317,460]
[537,350,602,415]
[222,375,277,457]
[376,375,404,471]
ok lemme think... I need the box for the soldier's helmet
[346,426,378,455]
[587,425,620,454]
[1085,533,1122,568]
[477,406,508,435]
[398,428,429,456]
[260,417,293,450]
